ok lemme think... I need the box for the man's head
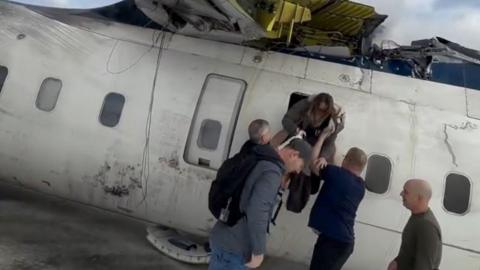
[248,119,271,145]
[278,138,312,175]
[341,147,367,176]
[401,179,432,214]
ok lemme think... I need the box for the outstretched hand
[322,121,335,137]
[311,157,328,175]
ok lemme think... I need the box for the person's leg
[208,247,224,270]
[309,236,321,270]
[309,235,354,270]
[209,247,245,270]
[329,241,354,270]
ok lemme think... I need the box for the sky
[8,0,122,9]
[358,0,480,50]
[7,0,480,50]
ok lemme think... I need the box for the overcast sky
[8,0,122,9]
[7,0,480,50]
[359,0,480,50]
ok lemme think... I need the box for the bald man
[388,179,442,270]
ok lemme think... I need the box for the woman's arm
[282,99,309,135]
[311,132,329,162]
[310,130,332,175]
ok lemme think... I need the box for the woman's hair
[306,92,336,123]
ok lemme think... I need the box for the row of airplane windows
[0,67,125,127]
[0,67,472,216]
[364,154,471,216]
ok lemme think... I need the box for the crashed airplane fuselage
[0,2,480,269]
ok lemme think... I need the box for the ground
[0,182,307,270]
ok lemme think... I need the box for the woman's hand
[322,120,335,137]
[311,157,328,175]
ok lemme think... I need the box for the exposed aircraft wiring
[105,20,157,75]
[101,7,174,206]
[137,30,170,206]
[106,40,151,74]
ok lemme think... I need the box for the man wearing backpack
[208,138,312,270]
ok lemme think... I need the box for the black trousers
[310,234,354,270]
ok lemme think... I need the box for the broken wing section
[134,0,387,54]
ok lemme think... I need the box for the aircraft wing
[244,0,387,53]
[143,0,388,54]
[9,0,387,55]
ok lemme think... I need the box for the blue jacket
[308,165,365,243]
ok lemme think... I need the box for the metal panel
[241,48,308,79]
[371,70,467,114]
[306,58,371,92]
[466,88,480,119]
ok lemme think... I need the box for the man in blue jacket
[309,147,367,270]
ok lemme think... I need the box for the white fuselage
[0,3,479,269]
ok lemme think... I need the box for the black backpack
[208,144,280,226]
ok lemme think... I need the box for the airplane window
[100,92,125,127]
[197,119,222,150]
[184,74,246,170]
[444,173,471,215]
[0,65,8,93]
[288,92,309,109]
[365,154,391,194]
[36,78,62,112]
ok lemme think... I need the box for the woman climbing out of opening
[272,92,345,212]
[278,92,345,165]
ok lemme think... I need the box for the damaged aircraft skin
[30,0,387,54]
[1,2,480,269]
[133,0,387,53]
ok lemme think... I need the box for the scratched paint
[0,3,479,269]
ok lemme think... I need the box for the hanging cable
[137,30,170,206]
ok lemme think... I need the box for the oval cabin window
[365,154,392,194]
[0,65,8,93]
[36,77,62,112]
[443,173,471,215]
[100,92,125,127]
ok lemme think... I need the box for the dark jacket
[239,139,258,153]
[308,165,365,243]
[396,209,442,270]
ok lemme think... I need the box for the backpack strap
[271,189,285,226]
